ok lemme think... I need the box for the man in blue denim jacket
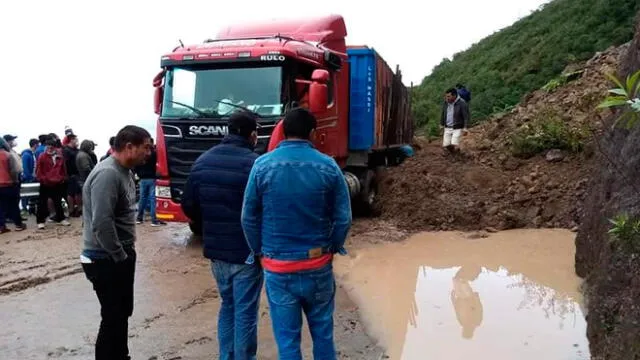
[241,108,352,360]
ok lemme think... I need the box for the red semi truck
[152,15,413,231]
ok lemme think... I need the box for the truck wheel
[189,221,202,236]
[355,169,378,216]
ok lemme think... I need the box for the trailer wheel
[355,169,378,216]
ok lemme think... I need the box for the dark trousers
[0,185,23,228]
[37,183,66,223]
[82,249,136,360]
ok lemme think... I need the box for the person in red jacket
[36,138,70,229]
[0,140,26,233]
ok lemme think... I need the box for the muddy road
[0,219,588,359]
[0,219,381,360]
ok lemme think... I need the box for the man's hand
[463,128,470,136]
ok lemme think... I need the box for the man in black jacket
[63,134,82,217]
[440,88,470,153]
[181,111,262,360]
[134,138,164,226]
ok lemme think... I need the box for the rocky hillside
[377,44,628,233]
[575,12,640,360]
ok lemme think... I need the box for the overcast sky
[0,0,549,154]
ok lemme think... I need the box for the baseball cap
[3,134,17,142]
[228,111,259,138]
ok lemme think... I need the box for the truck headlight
[156,186,171,199]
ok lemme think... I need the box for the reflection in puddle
[335,229,589,360]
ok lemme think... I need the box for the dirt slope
[377,44,627,233]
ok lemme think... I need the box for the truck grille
[164,122,276,203]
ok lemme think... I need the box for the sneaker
[46,217,55,223]
[151,221,167,227]
[0,227,10,234]
[37,223,45,230]
[15,224,27,232]
[58,220,71,226]
[136,218,143,224]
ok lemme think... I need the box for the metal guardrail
[20,181,140,200]
[20,182,40,198]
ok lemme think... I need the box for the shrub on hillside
[608,213,640,253]
[510,109,587,158]
[598,70,640,128]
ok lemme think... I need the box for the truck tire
[189,221,202,236]
[355,169,378,216]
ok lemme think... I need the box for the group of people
[80,108,351,360]
[0,128,100,233]
[0,126,167,234]
[440,83,472,153]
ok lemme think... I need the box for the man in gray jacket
[80,125,151,360]
[440,88,470,153]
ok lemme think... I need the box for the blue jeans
[265,264,336,360]
[212,260,264,360]
[137,179,156,222]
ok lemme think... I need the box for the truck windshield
[161,65,284,118]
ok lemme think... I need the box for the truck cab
[152,15,412,226]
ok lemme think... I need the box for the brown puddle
[335,229,589,360]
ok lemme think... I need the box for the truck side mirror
[309,69,329,113]
[153,70,165,115]
[154,87,164,115]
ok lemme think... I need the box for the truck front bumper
[155,198,190,223]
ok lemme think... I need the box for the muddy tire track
[0,259,28,270]
[185,336,212,345]
[178,288,219,312]
[47,346,81,358]
[0,262,50,277]
[17,234,46,243]
[0,277,51,295]
[143,313,166,329]
[0,262,83,296]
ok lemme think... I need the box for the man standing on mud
[440,88,470,153]
[63,134,82,217]
[80,125,151,360]
[181,111,263,360]
[36,137,69,228]
[242,108,352,360]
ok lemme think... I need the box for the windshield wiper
[167,100,214,117]
[212,99,262,118]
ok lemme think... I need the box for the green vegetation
[412,0,640,128]
[510,108,587,158]
[541,70,584,93]
[608,213,640,253]
[598,69,640,128]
